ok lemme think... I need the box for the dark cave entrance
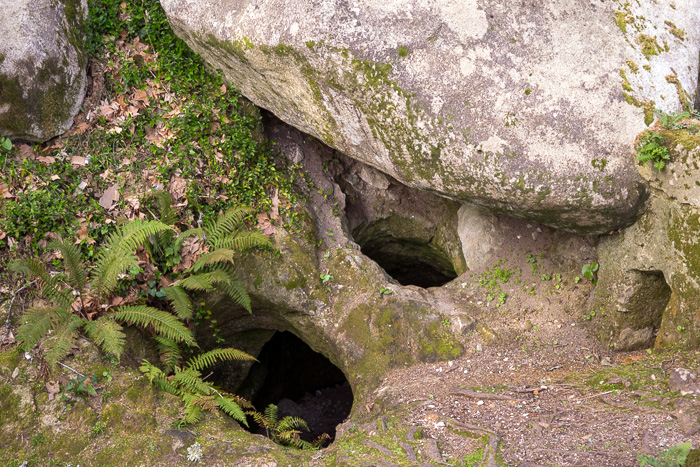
[352,225,458,288]
[235,331,353,443]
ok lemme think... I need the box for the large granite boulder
[0,0,87,142]
[161,0,699,233]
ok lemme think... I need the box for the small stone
[477,400,484,405]
[11,367,19,379]
[669,368,700,396]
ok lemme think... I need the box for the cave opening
[233,331,353,444]
[353,226,458,288]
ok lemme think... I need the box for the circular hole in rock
[354,231,458,288]
[234,331,353,444]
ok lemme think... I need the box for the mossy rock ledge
[0,0,87,142]
[161,0,699,233]
[202,120,470,404]
[592,129,700,350]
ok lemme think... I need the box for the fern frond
[217,275,252,313]
[245,410,269,430]
[183,393,218,412]
[140,359,179,395]
[172,228,205,253]
[9,259,72,308]
[42,313,83,366]
[103,219,173,254]
[162,286,193,320]
[140,359,165,382]
[214,231,271,252]
[83,316,126,360]
[48,239,87,293]
[175,274,214,292]
[264,403,279,424]
[176,269,229,292]
[16,307,63,351]
[113,305,196,346]
[152,190,178,226]
[275,429,305,447]
[171,368,211,395]
[90,252,139,301]
[232,394,255,410]
[186,249,235,274]
[277,416,310,433]
[154,336,182,373]
[186,348,256,371]
[216,396,247,425]
[92,220,173,299]
[205,205,255,249]
[182,403,203,425]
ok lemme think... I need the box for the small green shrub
[0,136,11,152]
[656,108,700,129]
[247,403,329,450]
[140,348,255,426]
[65,375,98,398]
[637,442,691,467]
[581,262,599,285]
[637,132,670,172]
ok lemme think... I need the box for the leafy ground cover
[0,0,298,262]
[0,0,311,448]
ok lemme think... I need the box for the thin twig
[57,361,85,377]
[1,281,36,344]
[450,387,516,401]
[577,390,614,401]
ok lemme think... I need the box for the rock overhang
[160,0,700,234]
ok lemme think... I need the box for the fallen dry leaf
[99,185,120,210]
[257,213,276,236]
[71,155,87,166]
[270,188,280,221]
[169,176,187,200]
[132,89,149,104]
[37,155,56,164]
[0,330,15,346]
[73,121,91,135]
[46,381,60,401]
[75,223,96,245]
[98,101,118,120]
[19,144,36,159]
[0,183,14,199]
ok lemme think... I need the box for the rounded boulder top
[160,0,700,233]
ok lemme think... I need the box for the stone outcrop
[201,118,472,400]
[0,0,87,142]
[161,0,699,233]
[591,127,700,350]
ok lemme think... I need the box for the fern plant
[152,195,271,317]
[9,220,196,366]
[140,348,256,426]
[247,403,329,450]
[637,131,671,172]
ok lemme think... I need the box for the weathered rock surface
[591,127,700,350]
[0,0,87,142]
[161,0,699,233]
[202,118,471,400]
